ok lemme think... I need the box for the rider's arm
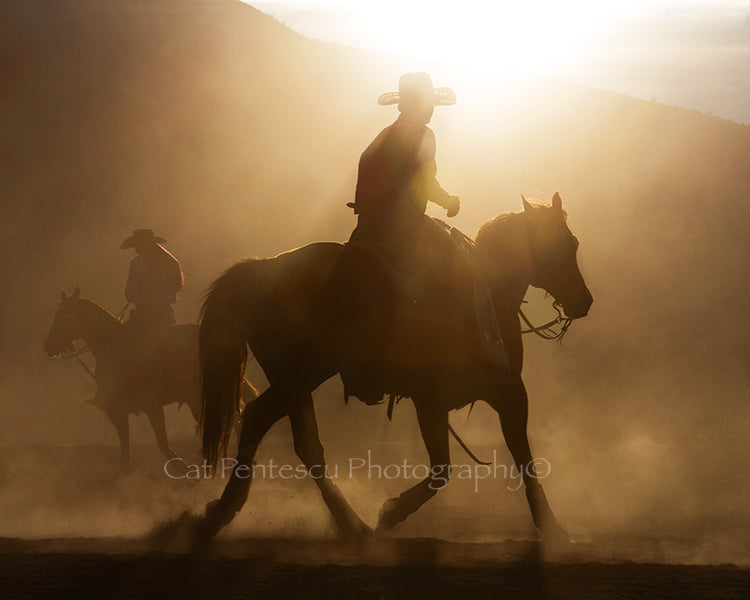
[417,128,459,215]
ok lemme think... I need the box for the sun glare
[254,0,655,81]
[357,1,595,76]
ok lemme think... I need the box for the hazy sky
[251,1,750,123]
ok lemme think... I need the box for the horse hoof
[339,518,373,543]
[166,457,189,477]
[147,510,203,553]
[121,461,135,476]
[188,519,216,556]
[375,498,399,533]
[191,498,235,550]
[543,523,571,547]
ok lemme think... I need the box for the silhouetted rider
[348,72,460,259]
[88,230,183,409]
[121,228,183,331]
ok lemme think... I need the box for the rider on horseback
[336,74,509,404]
[89,229,183,408]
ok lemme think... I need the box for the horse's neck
[78,300,121,356]
[476,213,533,309]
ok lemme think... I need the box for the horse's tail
[199,262,252,468]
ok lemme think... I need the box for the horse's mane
[476,210,524,250]
[75,297,119,321]
[476,201,568,248]
[67,297,123,341]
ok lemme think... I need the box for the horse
[193,193,592,547]
[43,288,259,472]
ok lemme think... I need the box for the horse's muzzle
[563,287,593,320]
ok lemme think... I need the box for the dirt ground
[1,536,749,600]
[1,445,748,599]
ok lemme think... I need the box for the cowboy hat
[377,72,456,107]
[120,229,166,249]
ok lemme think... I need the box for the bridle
[448,223,575,343]
[519,300,573,342]
[53,312,95,379]
[63,342,96,380]
[52,301,130,381]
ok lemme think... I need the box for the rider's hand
[445,195,460,218]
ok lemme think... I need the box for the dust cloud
[1,0,748,566]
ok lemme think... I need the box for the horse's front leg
[107,408,133,473]
[491,375,569,544]
[288,394,372,540]
[376,400,450,532]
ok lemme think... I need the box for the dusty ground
[1,536,750,599]
[1,445,748,599]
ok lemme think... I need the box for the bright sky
[252,1,743,72]
[244,0,750,123]
[250,1,750,122]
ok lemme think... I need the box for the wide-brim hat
[377,72,456,107]
[120,229,166,249]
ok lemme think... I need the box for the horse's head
[44,287,84,356]
[522,193,593,319]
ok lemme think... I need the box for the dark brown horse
[195,193,592,546]
[44,288,258,472]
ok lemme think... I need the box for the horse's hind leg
[288,394,372,540]
[490,375,568,543]
[240,378,259,407]
[107,409,133,473]
[376,400,450,532]
[199,387,287,544]
[233,379,260,445]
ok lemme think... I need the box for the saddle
[339,218,510,406]
[93,322,194,409]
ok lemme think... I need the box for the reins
[387,394,493,466]
[61,336,95,380]
[449,223,575,342]
[115,302,131,321]
[448,424,491,466]
[519,301,573,342]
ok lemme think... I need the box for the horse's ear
[60,289,68,301]
[552,192,562,211]
[72,286,80,298]
[521,195,533,213]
